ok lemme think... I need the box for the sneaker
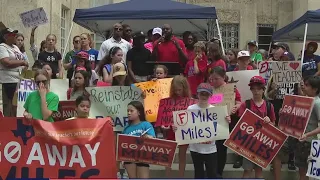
[117,172,122,179]
[288,161,296,171]
[122,170,129,179]
[233,160,242,169]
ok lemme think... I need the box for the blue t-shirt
[73,49,99,68]
[302,54,320,78]
[122,121,156,137]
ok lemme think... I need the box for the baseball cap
[75,51,89,60]
[152,27,162,36]
[280,51,295,61]
[113,63,128,77]
[1,28,18,35]
[273,42,290,51]
[237,50,250,58]
[197,83,213,95]
[248,76,265,86]
[248,40,258,47]
[76,66,87,71]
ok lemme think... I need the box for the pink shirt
[144,42,153,52]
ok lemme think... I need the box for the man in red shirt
[152,24,188,66]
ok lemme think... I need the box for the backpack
[245,100,271,118]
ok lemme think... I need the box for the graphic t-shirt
[251,52,263,62]
[79,49,99,69]
[38,51,62,75]
[302,53,320,78]
[122,121,156,137]
[24,91,59,122]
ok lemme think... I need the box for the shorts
[123,162,150,167]
[242,158,260,170]
[3,83,17,100]
[289,138,311,168]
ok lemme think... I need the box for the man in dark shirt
[127,32,151,82]
[301,41,320,78]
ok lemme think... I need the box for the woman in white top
[0,28,28,116]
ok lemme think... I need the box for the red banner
[278,95,314,138]
[52,101,77,121]
[116,134,177,167]
[224,110,288,169]
[155,97,198,127]
[0,117,117,179]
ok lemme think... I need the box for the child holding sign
[122,101,155,179]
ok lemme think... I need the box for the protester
[206,43,226,77]
[144,27,162,53]
[97,23,131,64]
[122,24,133,45]
[127,32,151,83]
[30,26,46,61]
[72,51,98,86]
[238,76,276,178]
[145,29,153,43]
[23,69,59,122]
[151,64,168,81]
[122,101,155,179]
[15,33,28,61]
[226,48,239,72]
[112,62,130,86]
[42,63,57,79]
[0,28,28,117]
[80,33,99,69]
[67,70,90,100]
[67,95,91,119]
[301,41,320,78]
[234,50,253,71]
[247,40,262,63]
[64,35,81,87]
[38,34,63,78]
[271,42,295,62]
[183,31,198,60]
[184,41,207,98]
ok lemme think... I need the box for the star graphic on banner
[11,119,35,145]
[228,77,239,84]
[255,120,262,130]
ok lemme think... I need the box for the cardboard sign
[272,61,302,84]
[211,83,236,114]
[258,61,272,82]
[116,134,177,167]
[227,70,259,101]
[307,140,320,179]
[224,110,288,169]
[19,7,48,28]
[52,101,77,121]
[278,95,314,138]
[155,97,198,127]
[0,117,117,179]
[135,78,172,122]
[86,86,143,131]
[173,106,229,145]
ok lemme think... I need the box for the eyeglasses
[74,40,80,44]
[36,80,47,84]
[114,28,123,31]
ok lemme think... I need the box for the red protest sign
[155,97,198,127]
[224,110,288,169]
[0,117,117,179]
[278,95,314,138]
[116,134,177,167]
[52,101,77,121]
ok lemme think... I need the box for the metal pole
[215,19,225,55]
[301,23,308,70]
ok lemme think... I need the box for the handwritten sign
[135,78,172,122]
[86,86,143,131]
[307,140,320,179]
[278,95,314,138]
[117,134,177,167]
[155,97,198,127]
[19,7,48,28]
[258,61,272,82]
[173,106,229,145]
[211,83,236,114]
[272,61,302,84]
[52,101,77,121]
[224,109,288,169]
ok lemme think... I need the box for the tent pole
[300,23,308,69]
[62,22,74,60]
[215,19,225,55]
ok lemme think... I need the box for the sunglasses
[74,40,80,44]
[114,28,123,31]
[36,80,47,84]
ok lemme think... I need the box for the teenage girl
[163,75,191,177]
[226,49,239,72]
[67,70,90,100]
[38,34,63,78]
[207,66,242,177]
[96,46,123,84]
[73,51,98,86]
[23,69,59,122]
[122,101,155,179]
[206,43,226,76]
[152,64,168,81]
[42,63,57,79]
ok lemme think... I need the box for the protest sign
[258,61,272,82]
[16,79,69,117]
[86,86,143,131]
[224,109,288,169]
[0,117,117,179]
[227,70,259,101]
[117,134,177,167]
[135,78,172,122]
[20,7,48,28]
[307,140,320,179]
[173,106,229,145]
[272,61,302,84]
[278,95,314,138]
[211,83,235,114]
[155,97,198,127]
[52,101,77,121]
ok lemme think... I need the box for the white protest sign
[227,70,259,101]
[16,79,69,117]
[307,140,320,179]
[173,106,229,145]
[272,61,302,84]
[19,7,48,28]
[259,61,273,83]
[86,86,143,131]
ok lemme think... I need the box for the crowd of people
[0,22,320,180]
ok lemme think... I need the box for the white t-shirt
[0,43,25,83]
[188,104,217,154]
[97,37,132,63]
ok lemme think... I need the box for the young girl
[42,63,57,79]
[234,50,253,71]
[152,64,168,81]
[112,62,131,86]
[122,101,155,179]
[80,33,99,69]
[184,42,207,97]
[23,69,59,122]
[67,70,90,100]
[226,49,239,72]
[97,46,123,84]
[73,51,98,86]
[15,33,28,61]
[207,66,242,177]
[38,34,63,78]
[206,43,226,76]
